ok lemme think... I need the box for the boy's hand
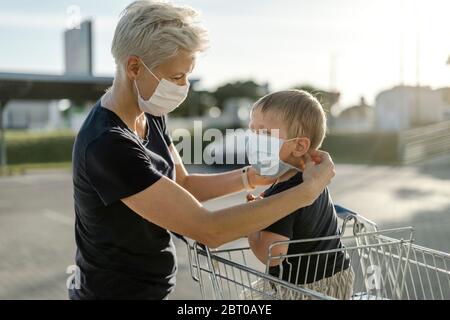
[247,166,277,187]
[246,193,264,202]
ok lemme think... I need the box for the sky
[0,0,449,108]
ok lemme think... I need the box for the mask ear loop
[134,59,161,102]
[285,137,309,172]
[140,59,161,82]
[280,137,307,172]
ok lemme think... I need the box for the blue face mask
[246,131,298,178]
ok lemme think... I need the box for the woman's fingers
[309,150,327,164]
[303,153,314,168]
[302,150,335,188]
[315,151,336,183]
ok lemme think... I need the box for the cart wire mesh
[187,206,450,300]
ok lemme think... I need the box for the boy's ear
[291,137,311,157]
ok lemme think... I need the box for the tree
[213,80,268,110]
[172,90,217,117]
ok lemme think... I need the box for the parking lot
[1,154,449,299]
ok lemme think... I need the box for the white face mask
[246,131,298,178]
[134,60,190,116]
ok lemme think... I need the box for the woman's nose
[179,76,189,86]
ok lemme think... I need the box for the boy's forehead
[250,108,286,134]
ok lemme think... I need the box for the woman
[70,0,335,300]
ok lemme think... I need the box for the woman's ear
[292,137,311,158]
[126,56,141,81]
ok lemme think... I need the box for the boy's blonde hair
[253,90,327,150]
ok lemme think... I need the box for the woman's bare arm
[122,151,334,248]
[170,144,273,202]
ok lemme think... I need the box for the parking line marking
[43,209,73,226]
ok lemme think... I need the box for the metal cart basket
[187,205,450,300]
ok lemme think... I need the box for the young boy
[245,90,354,300]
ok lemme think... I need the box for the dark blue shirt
[70,101,176,299]
[263,172,350,284]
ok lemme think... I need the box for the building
[0,20,113,166]
[1,21,112,132]
[3,100,62,130]
[333,97,374,133]
[374,86,450,131]
[436,87,450,120]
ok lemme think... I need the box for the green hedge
[322,132,400,165]
[4,130,400,166]
[171,131,401,165]
[5,131,76,165]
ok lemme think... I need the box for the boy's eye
[254,129,269,136]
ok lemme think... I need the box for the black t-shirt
[263,172,350,285]
[70,101,176,300]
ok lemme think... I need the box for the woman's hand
[302,150,335,194]
[247,166,277,187]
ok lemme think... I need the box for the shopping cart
[187,205,450,300]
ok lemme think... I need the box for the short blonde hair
[111,0,209,69]
[253,90,327,150]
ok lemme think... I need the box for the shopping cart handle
[334,204,358,220]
